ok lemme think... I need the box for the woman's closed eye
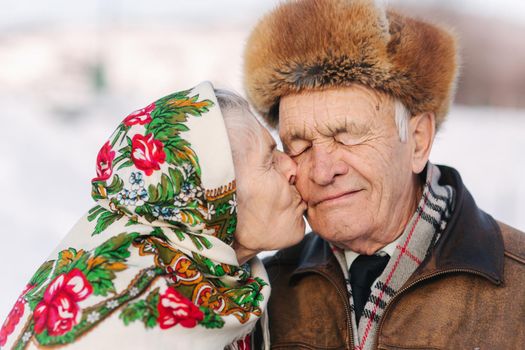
[262,144,277,169]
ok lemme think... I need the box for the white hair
[214,88,251,113]
[214,89,265,164]
[394,99,410,143]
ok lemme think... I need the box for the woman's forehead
[259,124,276,146]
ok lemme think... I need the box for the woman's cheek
[283,191,294,208]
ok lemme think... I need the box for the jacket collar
[292,165,504,285]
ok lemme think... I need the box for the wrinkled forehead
[278,86,394,141]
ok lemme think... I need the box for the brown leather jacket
[261,166,525,349]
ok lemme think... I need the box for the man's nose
[309,145,348,186]
[274,151,298,185]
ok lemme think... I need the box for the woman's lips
[299,200,307,211]
[295,196,307,210]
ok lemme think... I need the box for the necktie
[349,254,390,325]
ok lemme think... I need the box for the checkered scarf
[331,163,455,350]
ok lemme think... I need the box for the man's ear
[409,112,436,174]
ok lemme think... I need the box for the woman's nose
[274,150,298,185]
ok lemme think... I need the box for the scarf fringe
[225,312,270,350]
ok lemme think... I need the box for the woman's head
[216,89,306,255]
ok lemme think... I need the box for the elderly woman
[0,81,306,350]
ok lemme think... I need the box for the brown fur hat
[243,0,459,129]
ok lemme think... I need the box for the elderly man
[243,0,525,349]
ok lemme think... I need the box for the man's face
[279,85,419,253]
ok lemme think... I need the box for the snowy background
[1,0,524,322]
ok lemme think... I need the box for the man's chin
[309,223,365,244]
[308,207,359,228]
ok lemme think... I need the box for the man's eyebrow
[321,118,372,137]
[282,121,311,141]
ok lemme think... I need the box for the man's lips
[312,190,363,206]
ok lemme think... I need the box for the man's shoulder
[497,221,525,265]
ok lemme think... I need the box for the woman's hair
[215,89,265,165]
[215,88,251,114]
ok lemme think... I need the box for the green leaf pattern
[3,85,267,349]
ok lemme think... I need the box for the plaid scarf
[331,163,455,350]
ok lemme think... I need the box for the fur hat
[243,0,459,128]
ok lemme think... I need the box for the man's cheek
[294,168,311,200]
[295,156,311,178]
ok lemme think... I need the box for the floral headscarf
[1,82,269,350]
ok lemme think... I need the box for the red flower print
[92,141,115,182]
[33,269,93,336]
[0,285,33,346]
[123,102,155,126]
[131,133,166,176]
[157,287,203,329]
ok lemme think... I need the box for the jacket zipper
[299,268,355,350]
[374,268,500,349]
